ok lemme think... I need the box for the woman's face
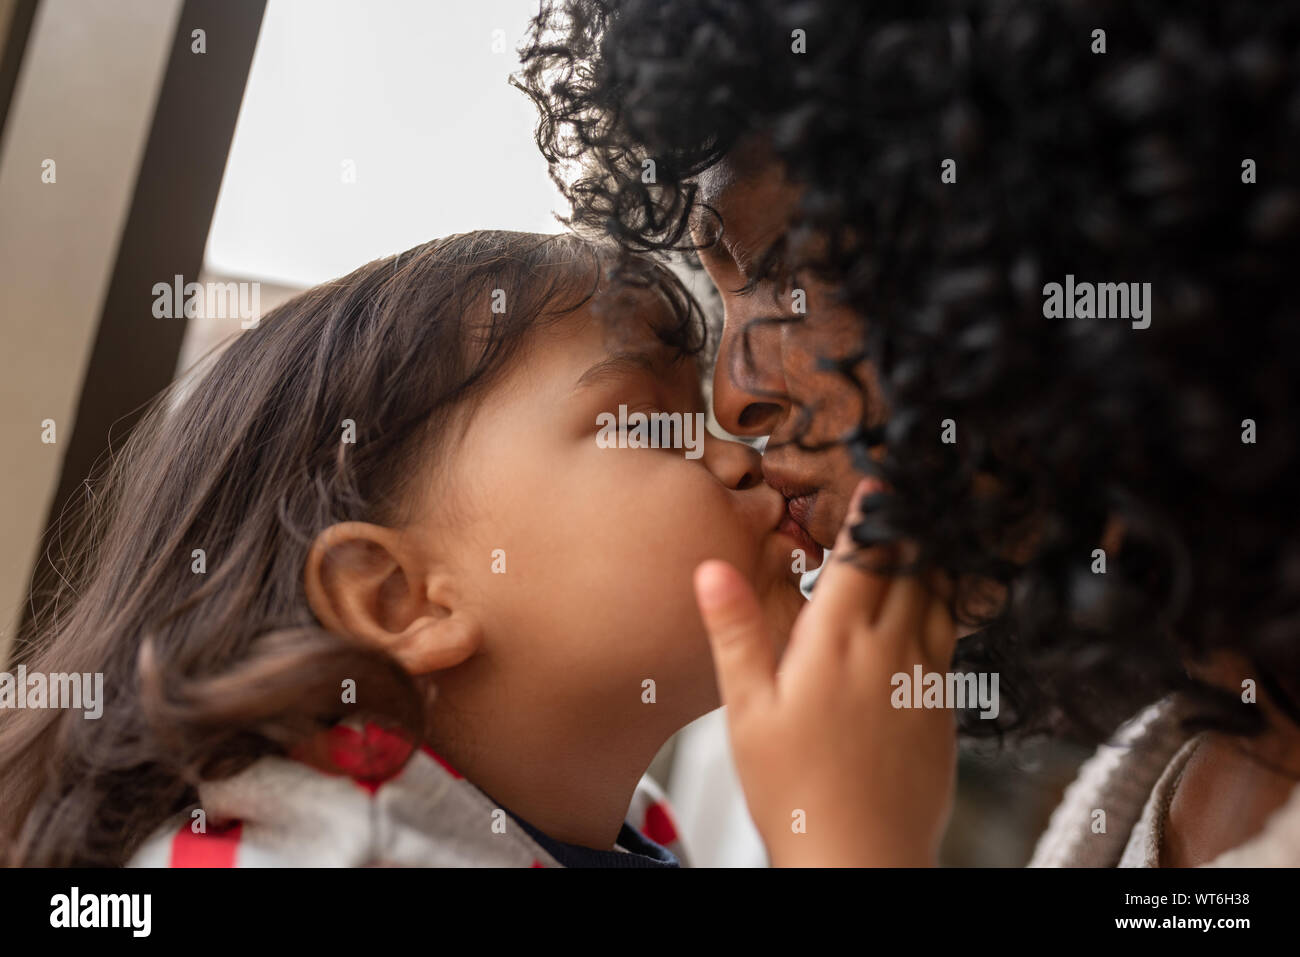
[691,144,884,550]
[411,283,814,737]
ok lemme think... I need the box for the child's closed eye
[618,402,664,424]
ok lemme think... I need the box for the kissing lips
[764,465,837,550]
[776,494,823,568]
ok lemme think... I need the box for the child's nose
[703,435,787,534]
[702,433,764,491]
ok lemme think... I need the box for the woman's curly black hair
[517,0,1300,744]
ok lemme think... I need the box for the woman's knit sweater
[1030,697,1300,866]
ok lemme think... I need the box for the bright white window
[204,0,567,287]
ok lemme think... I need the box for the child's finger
[873,570,930,654]
[807,477,894,642]
[694,560,778,719]
[921,593,959,670]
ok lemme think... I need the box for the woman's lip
[785,491,841,550]
[776,502,824,570]
[785,493,817,533]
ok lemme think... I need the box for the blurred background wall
[0,0,182,667]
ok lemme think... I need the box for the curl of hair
[519,0,1300,743]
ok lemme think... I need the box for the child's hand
[693,478,959,867]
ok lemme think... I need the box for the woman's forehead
[694,153,798,251]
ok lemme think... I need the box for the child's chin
[759,608,800,655]
[762,593,804,649]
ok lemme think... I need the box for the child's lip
[776,495,823,569]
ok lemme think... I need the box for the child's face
[413,284,815,736]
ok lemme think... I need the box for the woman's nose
[711,304,790,439]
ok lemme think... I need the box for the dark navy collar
[497,802,680,868]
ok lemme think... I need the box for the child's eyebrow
[573,350,665,391]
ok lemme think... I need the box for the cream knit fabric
[1030,697,1300,867]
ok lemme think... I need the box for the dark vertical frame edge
[13,0,268,661]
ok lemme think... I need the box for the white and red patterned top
[129,720,689,868]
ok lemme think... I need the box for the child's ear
[304,522,480,675]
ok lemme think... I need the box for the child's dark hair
[0,230,704,866]
[519,0,1300,743]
